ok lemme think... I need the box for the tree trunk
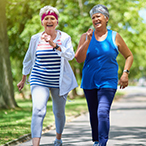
[0,0,18,109]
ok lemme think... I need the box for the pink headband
[41,11,58,21]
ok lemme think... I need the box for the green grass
[0,97,88,145]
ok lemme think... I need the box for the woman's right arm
[17,36,34,91]
[75,28,93,63]
[17,75,27,91]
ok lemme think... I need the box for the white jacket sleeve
[56,31,75,61]
[22,38,33,75]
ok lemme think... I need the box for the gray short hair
[39,5,59,19]
[89,4,109,18]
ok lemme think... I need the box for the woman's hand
[42,33,51,42]
[17,75,26,91]
[41,33,56,47]
[17,81,25,91]
[118,73,129,89]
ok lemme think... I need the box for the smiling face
[92,13,108,29]
[42,15,58,33]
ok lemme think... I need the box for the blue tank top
[81,29,119,89]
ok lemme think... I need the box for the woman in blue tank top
[75,4,133,146]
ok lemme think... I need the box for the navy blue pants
[84,88,116,146]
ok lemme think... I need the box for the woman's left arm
[116,33,134,89]
[44,32,74,61]
[56,33,75,61]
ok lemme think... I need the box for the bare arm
[75,28,93,63]
[116,33,134,89]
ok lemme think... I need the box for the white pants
[31,85,67,138]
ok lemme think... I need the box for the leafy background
[6,0,146,92]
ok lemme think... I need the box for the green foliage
[6,0,146,92]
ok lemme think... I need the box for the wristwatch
[53,44,59,51]
[123,69,130,74]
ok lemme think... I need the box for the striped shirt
[30,37,61,88]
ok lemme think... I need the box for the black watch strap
[53,44,59,51]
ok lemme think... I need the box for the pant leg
[98,88,116,146]
[50,88,67,134]
[31,85,50,138]
[84,89,99,141]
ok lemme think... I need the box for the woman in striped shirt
[17,5,78,146]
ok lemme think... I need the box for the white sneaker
[54,140,62,146]
[93,143,100,146]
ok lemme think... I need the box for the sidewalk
[108,86,146,146]
[18,86,146,146]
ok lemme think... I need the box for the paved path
[18,86,146,146]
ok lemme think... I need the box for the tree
[0,0,18,109]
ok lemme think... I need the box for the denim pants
[31,85,67,138]
[84,88,116,146]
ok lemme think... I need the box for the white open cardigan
[22,30,78,96]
